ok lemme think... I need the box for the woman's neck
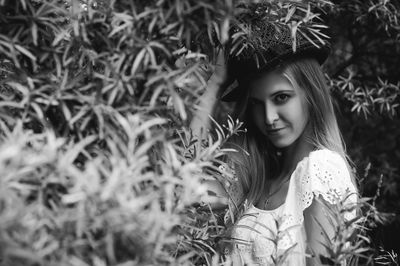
[280,128,314,177]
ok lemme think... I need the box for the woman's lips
[266,127,285,135]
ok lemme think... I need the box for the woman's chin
[269,139,292,149]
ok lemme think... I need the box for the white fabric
[223,149,358,265]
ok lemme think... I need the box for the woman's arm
[190,49,229,210]
[189,49,226,141]
[304,195,336,266]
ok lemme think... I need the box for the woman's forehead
[249,71,295,97]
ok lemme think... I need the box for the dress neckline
[249,202,285,213]
[249,150,318,213]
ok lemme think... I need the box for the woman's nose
[264,103,279,125]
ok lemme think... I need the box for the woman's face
[249,71,309,149]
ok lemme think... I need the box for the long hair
[226,57,357,209]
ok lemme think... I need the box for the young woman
[218,54,358,265]
[191,21,359,266]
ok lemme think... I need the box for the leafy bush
[0,0,398,265]
[0,0,233,264]
[325,0,400,260]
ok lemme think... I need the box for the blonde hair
[226,57,357,209]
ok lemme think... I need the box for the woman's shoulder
[286,148,357,224]
[292,149,347,174]
[292,149,348,180]
[307,148,350,177]
[291,148,357,206]
[309,148,346,163]
[301,148,352,181]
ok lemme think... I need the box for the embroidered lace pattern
[223,149,358,266]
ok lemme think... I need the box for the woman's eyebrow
[249,90,294,101]
[270,89,294,97]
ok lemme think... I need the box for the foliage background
[325,0,400,258]
[0,0,399,265]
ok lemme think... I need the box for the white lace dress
[223,149,358,266]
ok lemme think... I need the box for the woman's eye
[274,94,290,103]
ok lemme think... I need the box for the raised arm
[189,49,230,209]
[189,49,226,141]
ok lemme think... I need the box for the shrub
[0,0,398,265]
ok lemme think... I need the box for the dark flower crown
[220,2,331,102]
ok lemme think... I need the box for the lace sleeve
[301,150,357,218]
[282,150,358,230]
